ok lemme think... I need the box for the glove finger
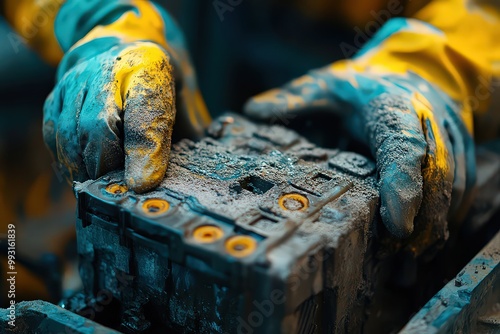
[156,2,210,140]
[56,77,90,183]
[444,115,466,217]
[78,67,124,180]
[406,94,454,254]
[406,117,454,257]
[444,106,476,219]
[367,94,427,238]
[173,84,211,141]
[43,87,63,157]
[167,42,211,141]
[462,125,477,209]
[244,68,345,122]
[122,44,176,193]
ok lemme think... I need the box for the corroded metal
[72,113,379,333]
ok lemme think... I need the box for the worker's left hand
[42,2,210,193]
[244,63,476,248]
[43,41,176,193]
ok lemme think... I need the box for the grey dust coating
[71,113,379,333]
[1,115,500,334]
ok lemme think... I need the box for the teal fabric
[244,18,476,239]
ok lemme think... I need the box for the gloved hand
[42,0,210,193]
[43,42,174,193]
[245,19,476,248]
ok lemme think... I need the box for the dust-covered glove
[245,19,477,250]
[40,0,210,193]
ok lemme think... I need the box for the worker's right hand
[42,1,210,193]
[245,19,477,253]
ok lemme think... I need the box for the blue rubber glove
[42,0,210,193]
[245,19,476,247]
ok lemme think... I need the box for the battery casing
[74,114,378,333]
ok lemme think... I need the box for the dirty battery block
[74,114,379,333]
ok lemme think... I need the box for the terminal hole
[239,176,274,195]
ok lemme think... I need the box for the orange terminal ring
[278,193,309,212]
[225,235,258,258]
[105,183,128,195]
[193,225,225,243]
[141,198,170,216]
